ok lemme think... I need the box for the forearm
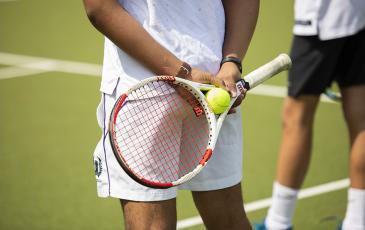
[222,0,260,59]
[83,0,181,76]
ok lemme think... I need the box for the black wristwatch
[220,56,242,73]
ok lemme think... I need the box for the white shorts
[93,80,244,201]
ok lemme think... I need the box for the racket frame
[109,54,292,188]
[109,76,218,188]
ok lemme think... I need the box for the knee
[350,130,365,167]
[344,113,365,136]
[351,151,365,175]
[281,98,316,131]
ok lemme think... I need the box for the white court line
[0,66,49,80]
[0,52,337,104]
[0,60,62,80]
[0,52,51,65]
[250,85,337,104]
[0,52,101,78]
[177,178,349,229]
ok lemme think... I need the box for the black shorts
[288,28,365,97]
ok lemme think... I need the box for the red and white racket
[109,54,291,189]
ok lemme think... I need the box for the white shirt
[100,0,225,94]
[293,0,365,40]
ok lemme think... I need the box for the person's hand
[215,62,247,114]
[174,67,225,106]
[174,62,225,88]
[189,68,226,88]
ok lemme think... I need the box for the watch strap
[220,56,242,73]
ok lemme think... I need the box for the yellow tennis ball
[205,88,231,114]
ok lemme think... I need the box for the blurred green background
[0,0,348,229]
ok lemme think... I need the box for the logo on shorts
[94,157,103,177]
[295,20,312,26]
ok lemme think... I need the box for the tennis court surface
[0,0,348,229]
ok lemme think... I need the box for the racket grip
[243,54,292,89]
[236,79,249,94]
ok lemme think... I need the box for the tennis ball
[205,88,230,114]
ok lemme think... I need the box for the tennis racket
[109,54,292,189]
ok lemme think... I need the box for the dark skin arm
[83,0,259,110]
[82,0,223,86]
[219,0,259,111]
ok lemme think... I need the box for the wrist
[220,56,242,74]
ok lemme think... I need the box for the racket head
[109,76,217,189]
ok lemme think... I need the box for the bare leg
[120,198,177,230]
[192,183,252,230]
[276,96,320,188]
[341,85,365,189]
[264,96,320,228]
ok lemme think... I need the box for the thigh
[282,95,320,124]
[121,198,177,230]
[340,85,365,138]
[192,183,252,230]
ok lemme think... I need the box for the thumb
[225,82,238,98]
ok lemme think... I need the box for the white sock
[265,182,299,230]
[342,188,365,230]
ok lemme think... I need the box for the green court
[0,1,349,229]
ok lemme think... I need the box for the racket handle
[243,54,292,90]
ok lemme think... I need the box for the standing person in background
[255,0,365,229]
[83,0,259,229]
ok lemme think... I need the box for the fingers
[210,76,226,89]
[228,108,236,114]
[190,68,248,108]
[225,82,238,98]
[191,68,227,89]
[232,92,246,107]
[214,62,242,97]
[228,91,246,114]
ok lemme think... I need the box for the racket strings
[113,81,210,184]
[117,93,183,180]
[117,96,183,180]
[178,114,209,176]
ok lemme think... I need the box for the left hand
[215,62,247,114]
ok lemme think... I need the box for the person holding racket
[255,0,365,229]
[83,0,259,229]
